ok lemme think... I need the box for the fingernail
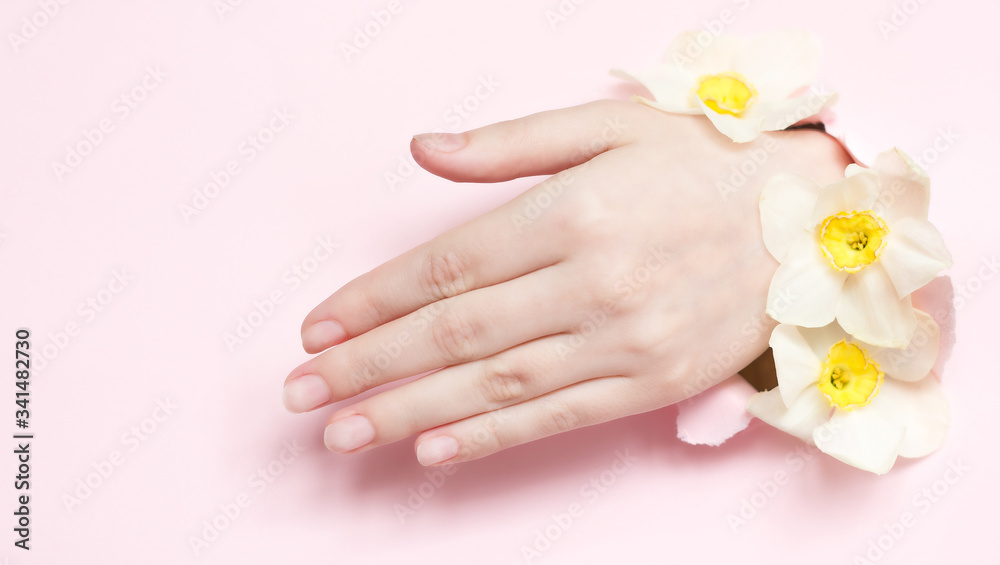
[282,374,331,413]
[416,435,459,466]
[413,132,466,153]
[302,320,347,352]
[324,415,375,453]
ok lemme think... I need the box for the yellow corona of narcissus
[746,311,948,475]
[612,30,836,142]
[759,149,952,348]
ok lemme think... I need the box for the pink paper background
[2,0,997,563]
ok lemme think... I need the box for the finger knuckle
[583,99,636,143]
[554,192,617,246]
[354,281,394,327]
[460,417,504,458]
[498,117,531,156]
[575,265,630,310]
[616,314,675,358]
[421,249,472,300]
[539,401,581,435]
[331,352,376,398]
[589,98,635,117]
[478,358,528,408]
[431,306,477,364]
[472,118,531,181]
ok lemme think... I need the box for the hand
[282,99,853,465]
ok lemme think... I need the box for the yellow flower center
[694,72,757,116]
[818,211,889,272]
[817,340,883,410]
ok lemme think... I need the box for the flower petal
[613,32,746,115]
[733,30,822,99]
[662,31,742,75]
[769,324,823,407]
[813,407,905,475]
[746,386,832,443]
[872,148,931,223]
[811,168,881,225]
[798,321,851,361]
[911,277,957,379]
[837,264,917,348]
[870,377,949,459]
[696,96,764,143]
[767,237,847,327]
[610,71,701,114]
[704,91,837,143]
[627,94,702,115]
[868,309,940,382]
[844,163,867,178]
[676,374,756,446]
[759,173,821,262]
[880,217,953,298]
[755,91,837,133]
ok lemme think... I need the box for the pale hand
[282,100,853,466]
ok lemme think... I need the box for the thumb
[410,99,640,183]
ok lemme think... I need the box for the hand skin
[282,99,853,466]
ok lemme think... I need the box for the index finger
[300,101,639,353]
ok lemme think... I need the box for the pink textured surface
[677,375,755,446]
[2,0,997,563]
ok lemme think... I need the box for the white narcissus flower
[611,30,836,142]
[747,311,948,475]
[760,149,952,348]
